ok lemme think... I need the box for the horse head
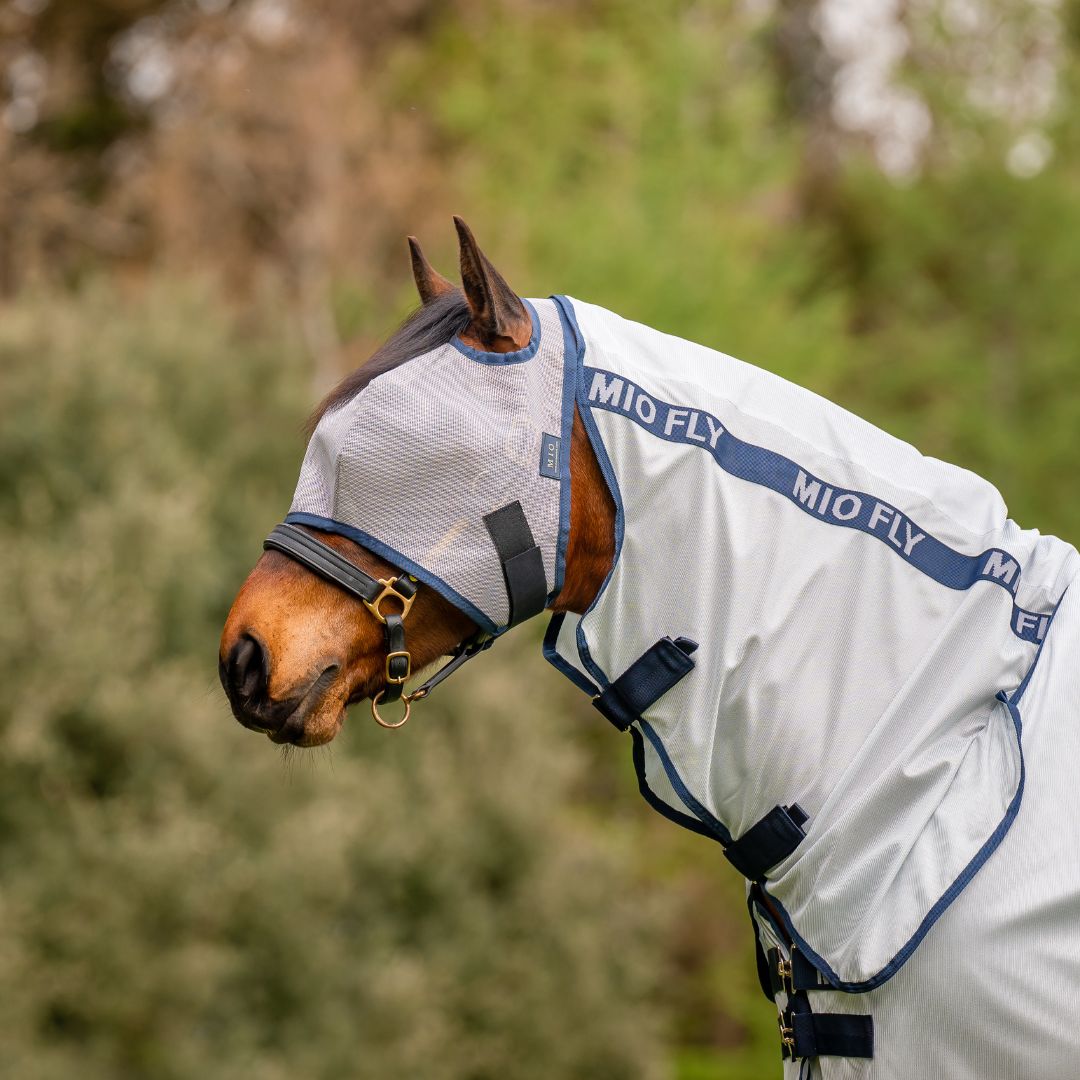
[219,218,614,746]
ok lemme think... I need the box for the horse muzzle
[219,632,344,745]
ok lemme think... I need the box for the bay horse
[220,218,1080,1079]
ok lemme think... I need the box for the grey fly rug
[289,294,1080,1078]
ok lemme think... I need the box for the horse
[220,218,1080,1079]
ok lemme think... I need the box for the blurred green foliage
[0,287,670,1078]
[4,2,1080,1078]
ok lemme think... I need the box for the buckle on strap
[779,1006,874,1060]
[385,650,411,684]
[364,577,416,624]
[407,633,495,703]
[778,1016,796,1053]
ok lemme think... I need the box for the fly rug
[287,294,1080,1079]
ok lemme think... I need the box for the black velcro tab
[790,1011,874,1059]
[592,636,698,731]
[724,803,809,881]
[483,501,547,627]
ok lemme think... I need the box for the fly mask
[265,297,577,725]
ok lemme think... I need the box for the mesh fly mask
[264,297,576,726]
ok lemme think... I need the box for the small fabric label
[539,432,561,479]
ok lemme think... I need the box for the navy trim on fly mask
[450,299,541,364]
[265,522,396,607]
[284,512,500,636]
[266,521,499,708]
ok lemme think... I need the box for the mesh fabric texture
[288,297,570,633]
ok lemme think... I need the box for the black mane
[307,289,471,433]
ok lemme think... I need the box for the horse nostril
[225,633,269,703]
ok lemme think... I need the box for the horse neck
[551,406,616,615]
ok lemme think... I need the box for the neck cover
[546,296,1080,991]
[286,297,575,635]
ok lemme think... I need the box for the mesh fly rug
[290,294,1080,1079]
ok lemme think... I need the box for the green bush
[0,285,670,1079]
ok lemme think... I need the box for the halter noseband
[264,523,491,728]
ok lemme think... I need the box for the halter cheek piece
[264,523,492,728]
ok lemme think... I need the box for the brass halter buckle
[366,577,417,729]
[385,650,411,684]
[363,578,416,624]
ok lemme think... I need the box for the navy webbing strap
[483,501,547,627]
[782,1005,874,1060]
[592,636,699,731]
[724,803,809,881]
[792,949,824,992]
[765,948,829,995]
[747,889,874,1062]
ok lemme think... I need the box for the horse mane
[307,289,472,434]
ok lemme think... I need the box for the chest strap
[780,1003,874,1061]
[766,946,828,995]
[749,890,874,1062]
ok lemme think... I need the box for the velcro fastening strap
[483,502,547,627]
[592,636,699,731]
[787,1010,874,1059]
[724,803,809,881]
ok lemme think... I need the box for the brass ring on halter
[363,578,416,625]
[371,689,411,729]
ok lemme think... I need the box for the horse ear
[408,236,456,305]
[453,216,532,351]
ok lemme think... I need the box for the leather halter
[264,523,491,728]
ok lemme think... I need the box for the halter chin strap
[263,523,492,728]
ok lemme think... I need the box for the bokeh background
[3,1,1080,1077]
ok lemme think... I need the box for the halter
[264,523,492,728]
